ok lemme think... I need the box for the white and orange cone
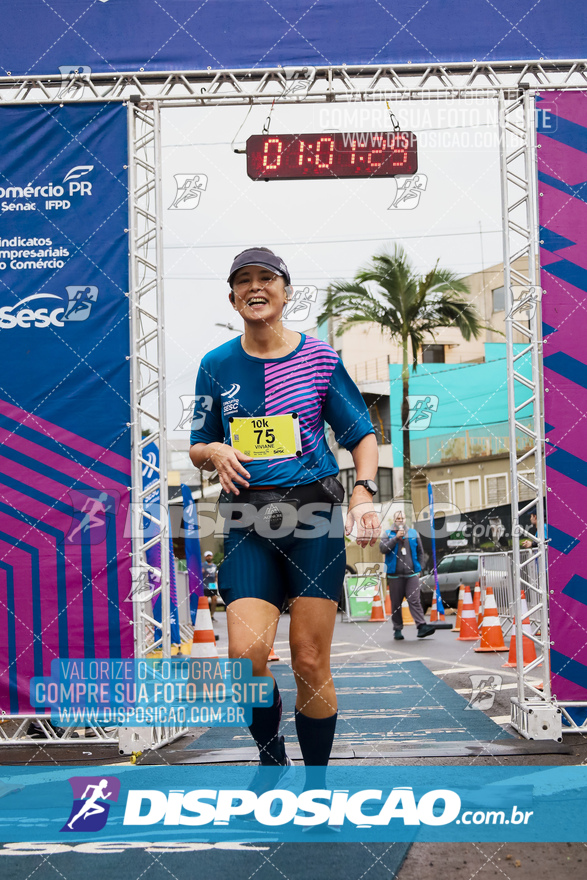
[267,643,281,662]
[452,585,465,632]
[191,595,218,658]
[401,598,415,625]
[384,588,392,616]
[457,585,480,641]
[473,581,481,621]
[429,591,446,623]
[477,588,486,628]
[503,591,537,667]
[475,587,507,652]
[370,590,386,621]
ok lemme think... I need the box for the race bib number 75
[229,414,302,460]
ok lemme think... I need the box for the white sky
[159,98,503,440]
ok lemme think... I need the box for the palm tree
[318,246,486,504]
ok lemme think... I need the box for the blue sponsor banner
[181,482,204,625]
[0,103,133,715]
[0,103,129,451]
[0,766,586,842]
[0,1,585,75]
[141,441,182,645]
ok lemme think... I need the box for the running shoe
[248,737,295,799]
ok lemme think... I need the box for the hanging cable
[230,103,253,154]
[262,99,276,134]
[386,101,401,133]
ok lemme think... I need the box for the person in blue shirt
[380,510,435,640]
[190,247,380,773]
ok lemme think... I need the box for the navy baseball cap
[227,247,291,287]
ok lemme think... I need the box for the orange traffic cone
[457,585,480,641]
[473,582,481,620]
[384,588,392,616]
[452,585,465,632]
[268,643,281,662]
[503,591,537,667]
[191,595,218,658]
[429,591,445,623]
[370,590,386,621]
[401,598,415,625]
[477,589,486,628]
[475,587,507,652]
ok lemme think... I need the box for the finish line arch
[0,1,586,745]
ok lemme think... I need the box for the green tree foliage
[318,246,486,502]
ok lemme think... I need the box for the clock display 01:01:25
[246,132,418,180]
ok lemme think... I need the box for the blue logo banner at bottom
[0,766,586,842]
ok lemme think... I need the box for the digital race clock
[246,132,417,180]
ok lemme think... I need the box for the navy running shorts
[218,503,346,608]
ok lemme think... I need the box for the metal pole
[127,102,144,659]
[153,100,171,658]
[523,88,551,698]
[498,90,525,702]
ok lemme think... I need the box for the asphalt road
[215,607,547,754]
[2,608,584,880]
[215,609,587,878]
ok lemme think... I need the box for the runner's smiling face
[230,265,287,325]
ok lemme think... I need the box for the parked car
[419,553,484,613]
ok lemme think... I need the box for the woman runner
[189,247,380,772]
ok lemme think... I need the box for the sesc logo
[0,286,99,329]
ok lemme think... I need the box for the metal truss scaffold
[126,102,189,752]
[0,60,587,106]
[498,90,559,740]
[128,101,171,661]
[1,61,584,745]
[121,101,187,754]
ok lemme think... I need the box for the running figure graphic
[403,394,439,431]
[62,285,98,321]
[67,492,109,543]
[67,779,112,830]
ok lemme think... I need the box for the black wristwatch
[354,479,378,496]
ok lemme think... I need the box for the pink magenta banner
[537,90,587,703]
[0,104,133,715]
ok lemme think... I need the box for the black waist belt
[219,476,345,511]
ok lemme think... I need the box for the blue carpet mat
[192,661,512,751]
[0,841,411,880]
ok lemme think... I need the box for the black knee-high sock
[248,681,285,765]
[295,708,337,766]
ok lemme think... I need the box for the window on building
[341,468,356,500]
[518,471,535,502]
[363,393,391,445]
[431,481,451,505]
[486,474,508,506]
[453,477,481,512]
[338,468,393,502]
[377,468,393,502]
[492,286,505,312]
[422,344,445,363]
[340,468,393,502]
